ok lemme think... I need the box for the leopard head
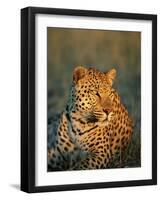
[67,66,116,123]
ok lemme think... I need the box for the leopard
[48,66,133,171]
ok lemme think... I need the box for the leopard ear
[105,68,116,86]
[73,66,87,83]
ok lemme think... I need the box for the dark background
[47,28,141,167]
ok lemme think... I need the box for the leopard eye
[96,92,101,98]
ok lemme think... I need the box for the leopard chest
[73,125,111,160]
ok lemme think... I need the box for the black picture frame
[21,6,157,193]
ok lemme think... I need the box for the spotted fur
[48,66,133,170]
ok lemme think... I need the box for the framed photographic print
[21,7,157,193]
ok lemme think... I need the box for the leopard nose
[103,108,110,114]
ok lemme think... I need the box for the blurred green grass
[47,28,141,168]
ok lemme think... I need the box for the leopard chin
[85,112,108,123]
[86,115,98,123]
